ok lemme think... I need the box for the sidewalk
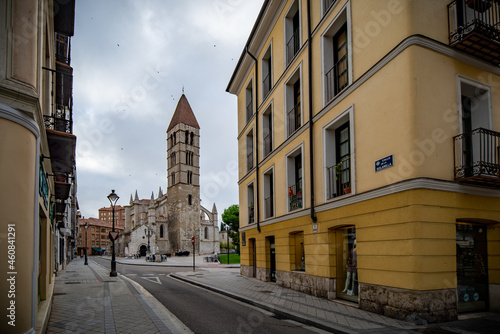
[46,257,192,334]
[109,254,240,269]
[171,268,500,334]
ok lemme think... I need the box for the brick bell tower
[166,94,201,253]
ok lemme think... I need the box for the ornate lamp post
[145,227,154,253]
[107,189,119,277]
[84,222,89,265]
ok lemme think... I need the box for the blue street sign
[375,155,394,172]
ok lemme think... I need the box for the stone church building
[117,95,220,257]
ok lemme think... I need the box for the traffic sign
[109,231,119,241]
[191,236,195,245]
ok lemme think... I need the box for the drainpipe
[307,0,317,223]
[246,47,261,233]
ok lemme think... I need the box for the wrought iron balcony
[264,196,274,218]
[287,103,301,137]
[323,0,335,13]
[263,72,271,98]
[44,108,72,133]
[325,53,349,103]
[326,156,352,199]
[263,132,272,156]
[55,32,71,65]
[454,127,500,186]
[286,29,300,65]
[246,99,253,122]
[248,205,255,224]
[288,181,303,211]
[247,151,254,172]
[448,0,500,65]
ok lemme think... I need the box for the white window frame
[261,41,273,102]
[246,127,255,172]
[284,63,303,138]
[456,75,493,134]
[320,3,352,107]
[262,165,275,219]
[285,143,305,213]
[246,180,255,225]
[245,77,254,124]
[261,101,274,158]
[322,105,356,202]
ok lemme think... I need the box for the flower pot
[343,187,351,194]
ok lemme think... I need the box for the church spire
[158,186,163,197]
[134,190,139,201]
[129,194,133,204]
[167,94,200,132]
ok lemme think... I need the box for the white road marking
[141,276,162,285]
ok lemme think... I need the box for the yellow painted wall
[241,189,500,291]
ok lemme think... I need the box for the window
[247,182,255,224]
[322,0,336,16]
[263,167,274,219]
[247,130,254,172]
[324,107,353,200]
[171,172,176,186]
[323,9,350,103]
[187,171,193,185]
[290,232,305,271]
[204,226,208,240]
[287,146,303,211]
[185,130,189,144]
[190,132,194,145]
[173,131,177,145]
[262,45,272,99]
[186,151,194,166]
[188,194,192,205]
[160,224,164,238]
[285,0,300,65]
[262,105,273,157]
[246,80,254,123]
[286,68,302,137]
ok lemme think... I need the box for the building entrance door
[269,236,276,282]
[140,245,147,256]
[252,239,257,278]
[337,226,357,302]
[456,222,488,313]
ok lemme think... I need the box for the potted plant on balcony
[466,0,492,13]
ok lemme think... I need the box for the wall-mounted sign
[375,155,394,172]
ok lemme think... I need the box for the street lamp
[84,222,89,265]
[225,223,230,264]
[107,189,119,277]
[145,227,154,253]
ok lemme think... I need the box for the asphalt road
[93,258,328,334]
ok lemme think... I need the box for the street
[92,258,329,334]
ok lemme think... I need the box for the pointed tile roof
[167,94,200,132]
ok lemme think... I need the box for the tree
[222,204,239,253]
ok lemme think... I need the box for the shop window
[290,232,305,271]
[336,226,357,302]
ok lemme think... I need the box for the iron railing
[325,53,348,103]
[44,108,72,133]
[263,72,271,98]
[264,196,274,219]
[286,29,300,65]
[323,0,335,14]
[247,151,254,171]
[288,181,303,211]
[246,99,253,122]
[454,127,500,182]
[263,132,272,156]
[326,156,351,199]
[248,205,255,224]
[287,103,301,137]
[55,33,71,65]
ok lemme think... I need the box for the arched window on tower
[185,130,189,144]
[204,226,208,239]
[173,131,177,145]
[190,132,194,145]
[188,194,192,205]
[160,224,164,238]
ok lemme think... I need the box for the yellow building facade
[0,1,76,332]
[227,0,500,323]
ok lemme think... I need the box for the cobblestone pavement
[46,257,191,334]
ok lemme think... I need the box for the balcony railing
[247,151,254,171]
[448,0,500,65]
[263,132,272,156]
[55,33,71,65]
[327,156,351,199]
[248,205,255,224]
[286,29,300,65]
[288,181,303,211]
[454,127,500,185]
[264,196,274,219]
[263,72,271,98]
[287,103,301,137]
[325,53,349,103]
[44,108,73,133]
[246,99,253,122]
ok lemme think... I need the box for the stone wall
[276,271,333,298]
[359,283,458,324]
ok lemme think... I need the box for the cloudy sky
[73,0,264,223]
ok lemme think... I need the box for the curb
[170,273,355,334]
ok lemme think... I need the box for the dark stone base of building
[359,283,458,324]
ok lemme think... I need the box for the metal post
[108,190,119,277]
[227,224,230,265]
[84,223,88,265]
[193,236,195,272]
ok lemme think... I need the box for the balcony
[44,109,72,133]
[263,72,271,98]
[288,181,303,211]
[448,0,500,65]
[454,128,500,186]
[286,29,300,65]
[287,103,301,137]
[247,151,254,172]
[327,156,351,199]
[248,204,255,224]
[264,196,274,219]
[263,133,272,156]
[246,99,253,122]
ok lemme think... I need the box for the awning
[54,0,75,36]
[92,247,103,252]
[46,129,76,174]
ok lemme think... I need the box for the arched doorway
[140,245,147,256]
